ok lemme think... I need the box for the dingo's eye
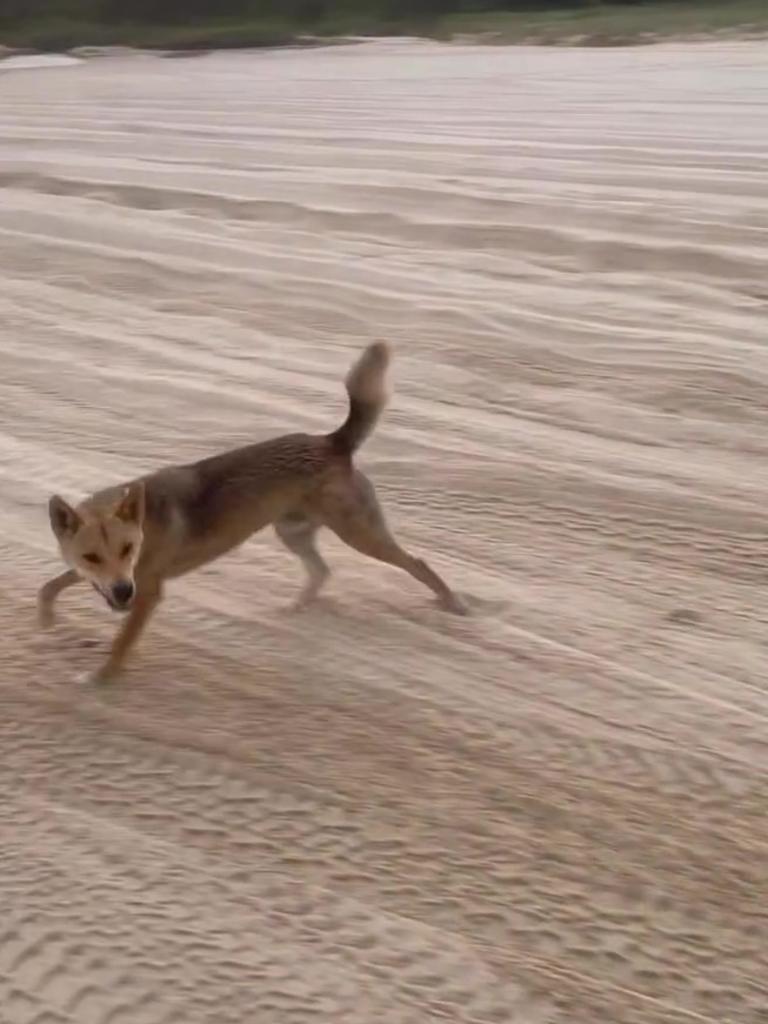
[120,543,133,559]
[83,553,102,566]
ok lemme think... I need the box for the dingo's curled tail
[330,342,391,455]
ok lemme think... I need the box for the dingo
[38,343,466,683]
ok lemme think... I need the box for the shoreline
[1,26,767,67]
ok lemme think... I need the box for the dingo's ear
[115,481,145,525]
[49,494,81,538]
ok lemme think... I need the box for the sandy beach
[1,39,767,1023]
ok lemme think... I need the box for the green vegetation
[437,0,768,44]
[1,1,765,52]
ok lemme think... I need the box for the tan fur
[38,342,466,684]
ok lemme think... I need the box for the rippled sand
[1,40,767,1024]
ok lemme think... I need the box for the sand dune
[1,40,767,1023]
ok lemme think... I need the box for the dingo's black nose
[111,580,135,606]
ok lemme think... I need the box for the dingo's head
[49,482,145,612]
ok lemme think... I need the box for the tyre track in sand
[1,41,767,1024]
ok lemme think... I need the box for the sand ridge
[0,40,767,1023]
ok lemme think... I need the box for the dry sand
[1,39,767,1024]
